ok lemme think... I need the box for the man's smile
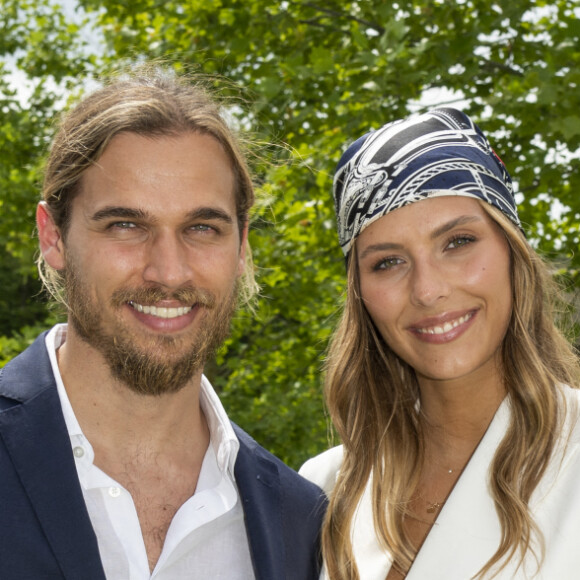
[128,301,193,319]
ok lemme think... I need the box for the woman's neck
[417,364,506,451]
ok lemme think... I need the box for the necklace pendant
[426,501,442,514]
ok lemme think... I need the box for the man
[0,70,325,579]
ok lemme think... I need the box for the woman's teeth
[417,312,473,335]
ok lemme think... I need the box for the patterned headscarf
[333,107,520,255]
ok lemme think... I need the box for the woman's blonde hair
[322,201,580,579]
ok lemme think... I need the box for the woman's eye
[374,256,404,271]
[447,235,475,249]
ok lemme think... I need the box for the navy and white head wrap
[333,107,521,255]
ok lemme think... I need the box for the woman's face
[356,196,512,387]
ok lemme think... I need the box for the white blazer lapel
[406,400,510,580]
[351,477,393,580]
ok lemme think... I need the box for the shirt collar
[45,323,239,477]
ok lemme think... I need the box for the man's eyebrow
[184,207,234,224]
[430,215,482,240]
[90,207,148,222]
[89,206,234,225]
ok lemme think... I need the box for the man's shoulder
[232,424,326,578]
[0,331,53,406]
[299,445,344,496]
[232,423,326,498]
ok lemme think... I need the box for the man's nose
[143,232,194,289]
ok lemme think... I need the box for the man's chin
[65,279,237,396]
[107,349,204,397]
[125,333,188,355]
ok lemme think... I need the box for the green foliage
[0,246,47,335]
[1,0,580,467]
[0,0,91,336]
[210,158,345,466]
[0,322,56,367]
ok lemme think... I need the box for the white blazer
[300,387,580,579]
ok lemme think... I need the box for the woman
[301,108,580,579]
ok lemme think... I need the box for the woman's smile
[409,309,477,342]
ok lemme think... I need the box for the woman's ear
[37,202,66,270]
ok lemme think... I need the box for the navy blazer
[0,333,326,579]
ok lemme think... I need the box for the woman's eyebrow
[359,242,404,261]
[429,215,482,240]
[358,215,483,260]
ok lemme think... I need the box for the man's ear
[237,221,249,277]
[37,202,66,270]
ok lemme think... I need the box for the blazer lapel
[0,334,106,580]
[351,478,394,580]
[406,400,509,580]
[233,424,284,580]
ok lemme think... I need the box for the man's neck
[55,326,209,470]
[55,325,212,572]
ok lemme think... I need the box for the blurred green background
[1,0,579,468]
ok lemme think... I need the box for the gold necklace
[420,396,501,516]
[425,467,455,514]
[426,501,443,514]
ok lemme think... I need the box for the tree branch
[297,17,341,32]
[479,58,524,77]
[290,1,385,35]
[519,179,541,194]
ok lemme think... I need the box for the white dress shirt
[46,324,255,580]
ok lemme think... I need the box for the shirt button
[73,446,85,458]
[108,487,121,498]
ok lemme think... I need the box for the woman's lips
[414,311,475,335]
[409,310,478,343]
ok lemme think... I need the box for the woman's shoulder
[559,383,580,436]
[299,445,344,495]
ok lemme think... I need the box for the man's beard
[64,261,238,396]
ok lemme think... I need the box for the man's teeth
[130,303,192,319]
[417,313,472,335]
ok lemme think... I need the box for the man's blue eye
[191,224,214,232]
[110,221,136,229]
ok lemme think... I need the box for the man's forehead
[73,131,238,217]
[88,131,234,180]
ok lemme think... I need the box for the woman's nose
[409,258,451,307]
